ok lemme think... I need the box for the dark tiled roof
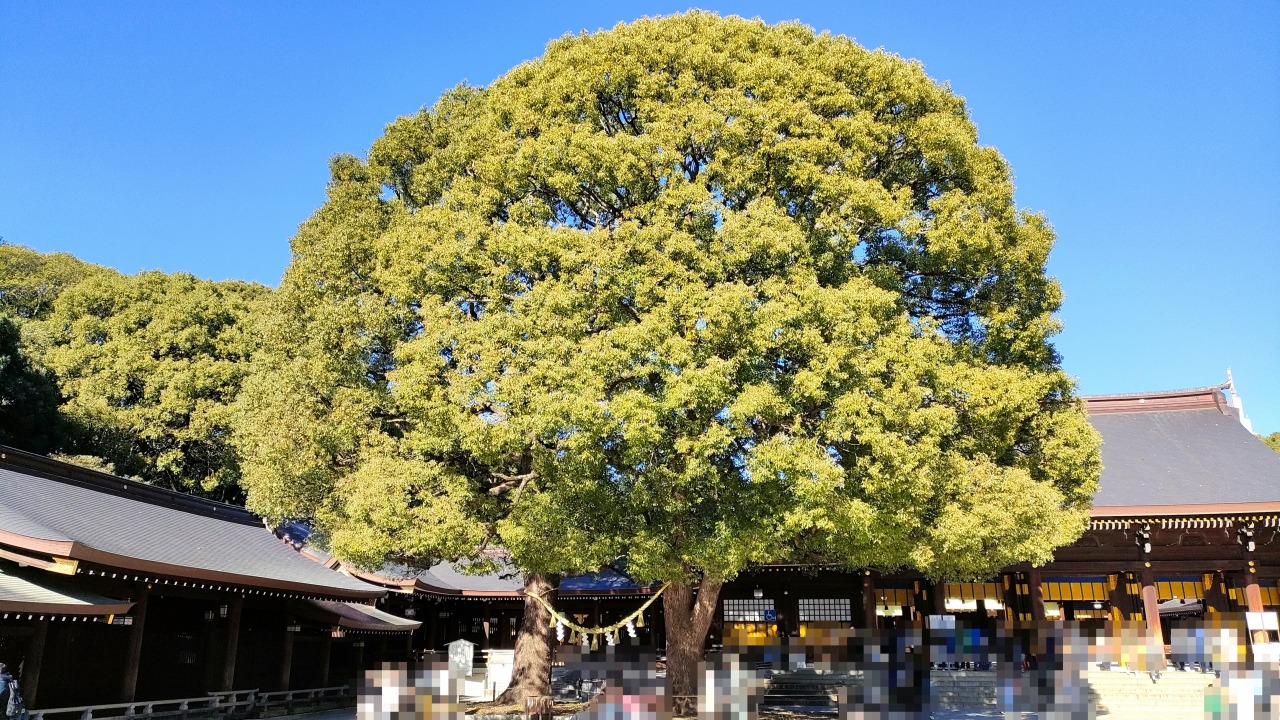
[0,562,134,615]
[290,598,421,633]
[1087,405,1280,509]
[558,569,650,593]
[0,448,382,600]
[361,560,525,594]
[360,561,659,596]
[418,561,525,593]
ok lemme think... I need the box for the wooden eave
[1083,384,1230,415]
[0,598,135,616]
[0,538,387,601]
[1087,503,1280,530]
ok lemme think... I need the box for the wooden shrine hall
[0,449,418,710]
[1,380,1276,709]
[351,383,1280,657]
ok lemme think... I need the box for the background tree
[24,268,265,502]
[0,317,64,453]
[0,243,101,321]
[237,12,1101,700]
[1260,432,1280,453]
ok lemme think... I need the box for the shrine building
[0,450,417,709]
[0,381,1276,708]
[363,383,1280,654]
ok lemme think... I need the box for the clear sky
[2,1,1277,433]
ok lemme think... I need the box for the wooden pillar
[1139,565,1164,655]
[1107,573,1132,621]
[1244,570,1268,644]
[1203,572,1230,615]
[931,581,947,615]
[1028,569,1046,621]
[320,633,332,686]
[1000,575,1018,621]
[911,580,928,626]
[353,641,365,679]
[861,572,878,629]
[648,607,659,652]
[120,586,150,702]
[426,605,438,653]
[1243,570,1265,612]
[481,603,491,650]
[404,631,414,662]
[219,596,244,691]
[22,618,48,708]
[279,622,295,691]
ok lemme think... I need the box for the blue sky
[2,1,1277,433]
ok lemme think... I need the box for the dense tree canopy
[240,13,1099,587]
[0,243,102,321]
[0,245,266,501]
[0,316,64,453]
[29,270,265,501]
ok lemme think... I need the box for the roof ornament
[1226,368,1255,433]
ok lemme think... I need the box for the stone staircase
[760,671,858,710]
[930,669,999,709]
[755,667,1220,717]
[1084,669,1217,720]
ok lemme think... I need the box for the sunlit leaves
[237,12,1100,583]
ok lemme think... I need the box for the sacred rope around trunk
[525,582,670,649]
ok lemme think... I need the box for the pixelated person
[698,651,768,720]
[357,661,464,720]
[839,627,929,719]
[561,645,665,720]
[993,621,1030,715]
[1022,620,1092,720]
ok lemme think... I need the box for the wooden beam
[219,596,244,691]
[120,585,149,702]
[1037,559,1248,574]
[0,547,77,575]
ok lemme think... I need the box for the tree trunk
[496,572,558,705]
[662,578,723,706]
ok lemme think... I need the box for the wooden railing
[31,686,351,720]
[253,686,350,718]
[30,695,228,720]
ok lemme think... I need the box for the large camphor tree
[236,12,1101,702]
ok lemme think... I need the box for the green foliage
[1260,432,1280,453]
[0,317,64,453]
[22,267,266,501]
[238,12,1100,582]
[0,243,103,321]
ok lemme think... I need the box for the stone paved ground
[279,709,357,720]
[326,707,1038,718]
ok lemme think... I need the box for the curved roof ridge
[1084,384,1231,416]
[1080,383,1229,401]
[0,445,260,526]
